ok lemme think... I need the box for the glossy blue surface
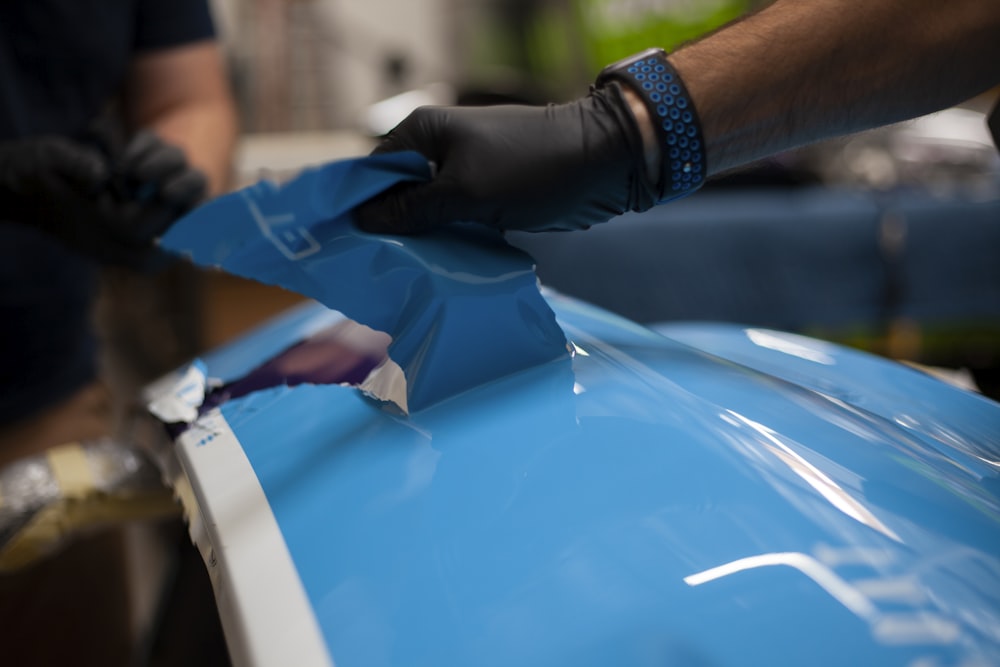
[208,296,1000,667]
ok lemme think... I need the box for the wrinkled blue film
[159,151,568,411]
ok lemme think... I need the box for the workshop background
[2,1,998,666]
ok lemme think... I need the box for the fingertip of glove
[368,142,395,157]
[160,168,208,211]
[353,196,400,234]
[108,242,176,274]
[355,180,450,236]
[46,139,110,186]
[122,129,159,162]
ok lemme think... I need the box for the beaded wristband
[596,48,706,202]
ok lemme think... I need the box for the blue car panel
[178,295,1000,667]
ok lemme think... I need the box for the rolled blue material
[160,152,568,411]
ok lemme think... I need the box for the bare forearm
[144,99,238,196]
[666,0,1000,175]
[124,42,238,195]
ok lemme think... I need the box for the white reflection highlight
[685,553,964,647]
[852,576,927,605]
[572,382,587,395]
[728,410,901,542]
[872,613,961,645]
[684,551,878,620]
[895,414,1000,471]
[746,329,836,365]
[814,543,895,568]
[570,342,590,357]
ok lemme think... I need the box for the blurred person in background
[0,0,236,461]
[0,1,237,664]
[356,0,1000,234]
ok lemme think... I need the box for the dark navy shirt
[0,1,215,425]
[0,0,215,139]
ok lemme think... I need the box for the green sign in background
[526,0,751,96]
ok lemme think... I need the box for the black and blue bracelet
[596,48,706,202]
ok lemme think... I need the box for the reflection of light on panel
[570,343,590,395]
[746,329,836,365]
[728,410,901,542]
[852,576,927,605]
[684,551,878,620]
[871,613,961,645]
[685,552,964,647]
[895,414,1000,471]
[813,543,895,568]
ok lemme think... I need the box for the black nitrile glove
[0,135,108,209]
[355,82,657,234]
[0,131,206,269]
[117,129,207,215]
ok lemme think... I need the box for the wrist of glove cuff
[596,48,706,203]
[590,82,661,216]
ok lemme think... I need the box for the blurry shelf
[233,131,375,188]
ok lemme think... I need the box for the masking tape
[0,492,179,572]
[46,443,94,499]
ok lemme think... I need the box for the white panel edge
[175,408,333,667]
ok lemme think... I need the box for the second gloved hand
[100,129,207,251]
[0,131,206,268]
[355,83,657,234]
[116,129,206,217]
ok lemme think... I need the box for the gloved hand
[0,130,206,268]
[115,129,207,218]
[355,83,657,234]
